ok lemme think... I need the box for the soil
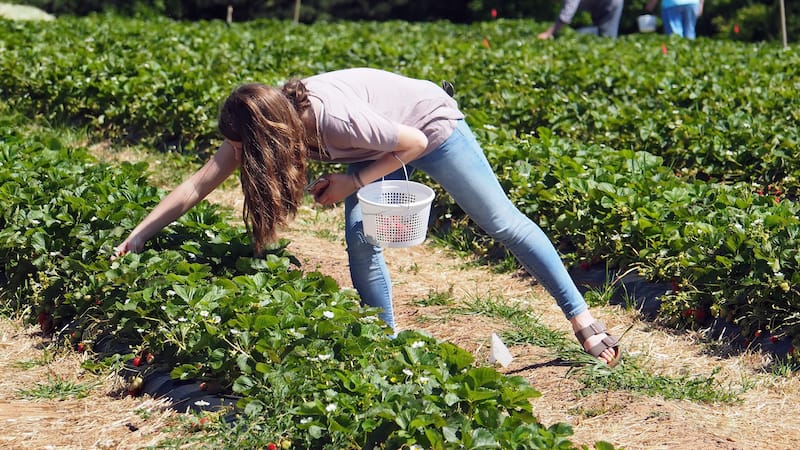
[2,147,799,449]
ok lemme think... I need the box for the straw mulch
[0,320,178,449]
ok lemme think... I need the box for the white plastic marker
[489,333,514,368]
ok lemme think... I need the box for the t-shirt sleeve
[321,100,399,153]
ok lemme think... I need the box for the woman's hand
[111,236,144,260]
[310,173,357,205]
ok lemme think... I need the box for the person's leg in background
[593,0,624,38]
[682,3,698,39]
[661,6,685,37]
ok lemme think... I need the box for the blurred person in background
[538,0,625,39]
[645,0,704,39]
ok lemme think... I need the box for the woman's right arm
[112,140,240,257]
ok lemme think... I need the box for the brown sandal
[575,321,622,367]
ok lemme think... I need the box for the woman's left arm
[311,124,427,205]
[355,124,427,184]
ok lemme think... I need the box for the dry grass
[0,319,179,449]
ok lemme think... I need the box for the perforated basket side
[357,180,435,247]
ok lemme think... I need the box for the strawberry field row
[1,17,797,185]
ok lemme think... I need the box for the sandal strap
[574,321,608,344]
[587,335,620,358]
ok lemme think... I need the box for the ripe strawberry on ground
[693,308,708,322]
[37,311,54,334]
[199,381,221,394]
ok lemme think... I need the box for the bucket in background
[637,14,657,33]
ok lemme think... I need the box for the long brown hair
[218,81,310,255]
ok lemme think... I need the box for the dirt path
[2,149,799,449]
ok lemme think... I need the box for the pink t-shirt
[303,68,464,163]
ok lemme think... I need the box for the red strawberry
[37,312,54,333]
[267,443,277,450]
[754,330,762,338]
[491,9,497,19]
[146,353,155,364]
[693,309,707,321]
[132,356,142,367]
[769,335,779,343]
[190,416,210,431]
[733,24,740,34]
[77,342,86,353]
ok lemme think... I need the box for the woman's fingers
[110,243,128,261]
[111,237,143,260]
[313,173,360,205]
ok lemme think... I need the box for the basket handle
[395,153,410,182]
[395,153,412,203]
[378,153,413,207]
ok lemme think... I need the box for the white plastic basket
[637,14,657,33]
[357,177,435,248]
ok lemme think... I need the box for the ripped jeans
[344,120,588,332]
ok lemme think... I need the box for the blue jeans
[571,0,623,38]
[588,0,624,38]
[344,120,588,331]
[662,4,698,39]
